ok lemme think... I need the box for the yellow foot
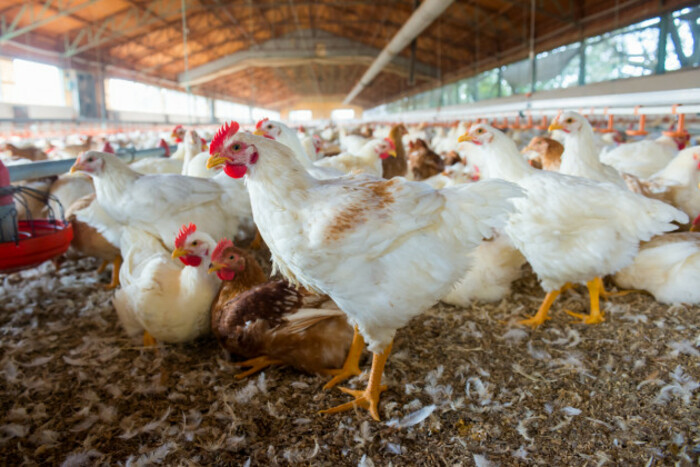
[321,364,362,390]
[103,256,122,290]
[519,289,561,329]
[234,356,283,379]
[519,314,551,328]
[319,385,388,421]
[96,259,109,274]
[565,310,605,325]
[322,326,365,390]
[596,277,642,299]
[143,331,157,347]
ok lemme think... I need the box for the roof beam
[179,31,441,86]
[0,0,101,43]
[63,0,199,57]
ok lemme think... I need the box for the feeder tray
[0,220,73,274]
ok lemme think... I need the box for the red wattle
[379,152,390,160]
[224,164,247,178]
[179,255,202,267]
[216,269,236,281]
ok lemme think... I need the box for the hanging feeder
[626,106,648,137]
[663,104,686,138]
[0,161,73,274]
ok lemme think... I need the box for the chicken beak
[253,130,266,136]
[548,121,564,132]
[69,159,82,174]
[171,247,187,259]
[206,155,227,169]
[208,262,224,274]
[388,150,397,158]
[457,133,473,143]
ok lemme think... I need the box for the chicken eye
[232,144,241,151]
[267,124,273,129]
[229,255,234,260]
[565,118,573,123]
[476,129,484,134]
[192,240,198,246]
[87,156,94,162]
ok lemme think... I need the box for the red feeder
[0,220,73,274]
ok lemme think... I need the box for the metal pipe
[343,0,455,105]
[7,146,176,182]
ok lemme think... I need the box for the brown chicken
[443,150,462,166]
[408,139,445,181]
[522,136,563,171]
[2,143,47,162]
[65,193,121,288]
[382,124,408,179]
[62,136,93,158]
[208,239,354,378]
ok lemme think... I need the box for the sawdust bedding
[0,257,698,466]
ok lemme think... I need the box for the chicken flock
[3,111,699,421]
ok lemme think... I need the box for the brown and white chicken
[208,239,353,378]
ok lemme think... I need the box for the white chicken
[313,138,396,177]
[69,151,246,249]
[599,134,683,179]
[113,223,220,344]
[253,119,343,179]
[443,233,526,306]
[206,121,522,420]
[613,230,700,305]
[549,112,627,188]
[458,123,688,328]
[642,146,700,219]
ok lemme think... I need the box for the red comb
[210,121,240,155]
[256,118,269,130]
[384,137,396,150]
[211,238,235,261]
[175,223,196,248]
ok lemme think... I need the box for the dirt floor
[0,256,698,466]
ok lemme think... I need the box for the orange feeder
[663,105,686,138]
[626,106,648,137]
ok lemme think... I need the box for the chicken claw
[320,342,391,421]
[234,356,283,379]
[565,277,605,324]
[104,256,122,290]
[519,289,561,328]
[322,326,365,390]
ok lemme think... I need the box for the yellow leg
[234,355,283,379]
[96,259,108,274]
[595,277,642,299]
[320,341,392,421]
[566,277,606,324]
[104,256,122,290]
[143,330,157,347]
[322,326,365,390]
[519,289,561,328]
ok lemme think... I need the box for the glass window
[106,78,162,113]
[331,108,355,120]
[500,59,531,95]
[476,69,502,99]
[664,6,700,72]
[585,18,660,84]
[1,59,65,106]
[252,107,281,121]
[215,100,250,120]
[288,109,313,121]
[535,42,581,91]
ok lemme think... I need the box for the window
[585,18,660,84]
[535,43,581,91]
[288,109,312,121]
[1,58,65,106]
[252,107,280,121]
[476,69,502,99]
[331,108,355,120]
[215,100,250,120]
[106,78,163,113]
[664,6,700,72]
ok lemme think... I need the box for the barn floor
[0,257,698,466]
